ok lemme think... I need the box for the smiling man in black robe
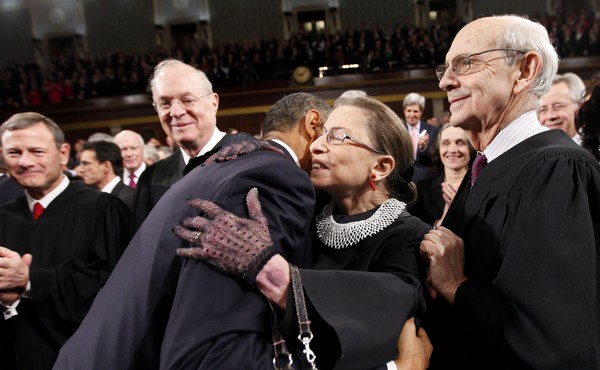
[421,15,600,369]
[0,112,131,369]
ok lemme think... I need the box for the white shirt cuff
[386,360,397,370]
[1,280,31,320]
[2,298,21,320]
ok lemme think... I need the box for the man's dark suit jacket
[54,143,316,370]
[0,175,23,205]
[110,180,135,211]
[406,121,439,183]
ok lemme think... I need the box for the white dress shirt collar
[269,139,300,167]
[101,176,121,193]
[123,162,147,184]
[25,175,70,212]
[483,110,548,163]
[180,129,226,165]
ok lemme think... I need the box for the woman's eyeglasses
[322,127,384,155]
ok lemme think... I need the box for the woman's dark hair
[576,73,600,161]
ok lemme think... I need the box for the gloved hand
[174,187,275,286]
[204,132,283,165]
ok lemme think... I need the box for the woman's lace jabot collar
[315,198,406,249]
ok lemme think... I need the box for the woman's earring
[369,174,377,191]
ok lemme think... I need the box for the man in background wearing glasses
[421,15,600,369]
[538,72,586,144]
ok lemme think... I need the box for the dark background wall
[210,0,284,43]
[84,0,156,54]
[339,0,415,29]
[0,7,35,68]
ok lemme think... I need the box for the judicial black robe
[131,135,230,232]
[431,130,600,369]
[280,205,431,370]
[0,182,131,370]
[409,172,444,226]
[110,180,135,211]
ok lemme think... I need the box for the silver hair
[495,15,559,99]
[88,132,114,142]
[338,90,367,100]
[144,144,159,163]
[403,92,426,110]
[149,59,213,98]
[114,130,144,147]
[552,72,586,104]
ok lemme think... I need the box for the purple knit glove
[204,133,283,165]
[174,188,275,286]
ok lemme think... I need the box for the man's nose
[170,100,186,116]
[17,152,34,166]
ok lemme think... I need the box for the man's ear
[513,51,542,95]
[59,143,70,167]
[101,161,112,175]
[303,110,322,140]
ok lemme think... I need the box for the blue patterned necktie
[471,152,487,186]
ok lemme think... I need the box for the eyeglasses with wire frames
[322,127,384,155]
[435,48,527,81]
[153,93,212,114]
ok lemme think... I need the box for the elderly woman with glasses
[175,96,432,370]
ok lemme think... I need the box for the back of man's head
[262,93,332,136]
[83,140,125,177]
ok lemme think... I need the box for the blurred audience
[144,144,159,165]
[2,8,598,108]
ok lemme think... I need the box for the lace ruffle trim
[315,198,406,249]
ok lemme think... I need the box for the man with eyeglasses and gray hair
[422,14,600,369]
[537,72,586,144]
[131,59,229,231]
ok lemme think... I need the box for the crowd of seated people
[0,8,598,108]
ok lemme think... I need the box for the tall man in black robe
[0,112,131,369]
[131,59,230,231]
[421,15,600,369]
[53,93,332,369]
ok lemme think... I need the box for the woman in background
[409,123,473,226]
